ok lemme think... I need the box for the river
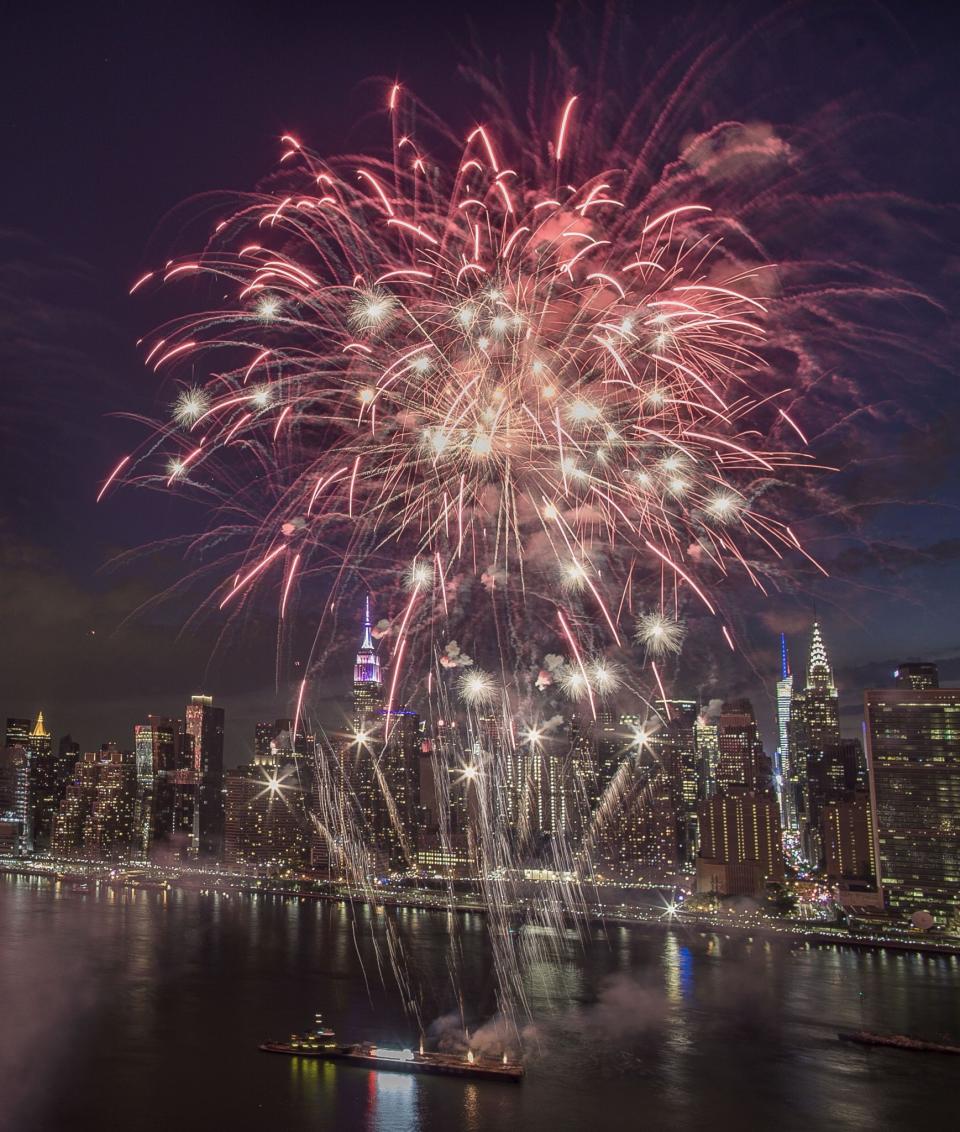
[1,874,955,1131]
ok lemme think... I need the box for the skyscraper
[893,662,939,691]
[864,687,960,928]
[51,748,138,861]
[0,746,29,854]
[352,596,383,730]
[790,622,841,855]
[223,764,311,872]
[775,634,797,831]
[653,699,699,865]
[696,697,783,896]
[184,694,226,857]
[715,700,770,792]
[695,788,786,897]
[24,711,70,849]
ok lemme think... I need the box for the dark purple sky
[1,0,958,760]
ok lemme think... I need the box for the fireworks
[107,85,821,699]
[103,76,838,1035]
[635,612,686,656]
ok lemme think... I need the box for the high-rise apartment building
[864,687,960,927]
[51,748,138,860]
[223,764,311,871]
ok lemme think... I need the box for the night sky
[2,0,958,761]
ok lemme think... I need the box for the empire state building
[352,596,383,730]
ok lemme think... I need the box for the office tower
[138,715,187,859]
[375,707,422,867]
[694,718,719,800]
[24,711,72,849]
[254,722,274,765]
[223,764,310,871]
[805,736,863,853]
[789,622,841,836]
[51,748,138,860]
[822,792,879,907]
[695,788,786,896]
[715,700,770,792]
[775,634,797,830]
[893,662,939,691]
[51,752,101,857]
[5,718,32,749]
[654,699,699,864]
[864,687,960,927]
[0,746,30,854]
[185,694,226,857]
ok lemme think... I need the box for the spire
[354,595,382,688]
[30,711,50,739]
[807,621,833,686]
[360,595,374,651]
[780,633,790,679]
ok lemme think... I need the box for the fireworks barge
[260,1016,524,1082]
[838,1030,960,1055]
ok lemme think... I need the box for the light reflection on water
[0,873,956,1132]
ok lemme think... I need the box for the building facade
[864,687,960,927]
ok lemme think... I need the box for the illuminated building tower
[775,634,798,831]
[790,622,841,845]
[254,722,274,765]
[5,718,32,748]
[51,748,138,860]
[0,746,30,855]
[51,752,100,858]
[653,699,699,865]
[184,694,226,858]
[139,715,190,861]
[694,718,719,800]
[822,792,879,908]
[805,738,867,873]
[352,596,383,729]
[864,687,960,928]
[893,662,939,691]
[375,707,422,867]
[223,764,311,872]
[595,746,678,882]
[24,711,74,850]
[85,748,138,860]
[715,700,771,792]
[346,598,385,854]
[695,788,786,897]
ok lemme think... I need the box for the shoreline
[2,860,957,958]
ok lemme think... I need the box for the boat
[261,1016,523,1082]
[838,1030,960,1055]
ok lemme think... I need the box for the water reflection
[0,874,957,1132]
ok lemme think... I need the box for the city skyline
[1,4,959,1127]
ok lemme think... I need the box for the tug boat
[838,1030,960,1055]
[261,1016,524,1082]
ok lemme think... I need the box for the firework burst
[107,86,823,694]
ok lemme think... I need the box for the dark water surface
[1,874,956,1131]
